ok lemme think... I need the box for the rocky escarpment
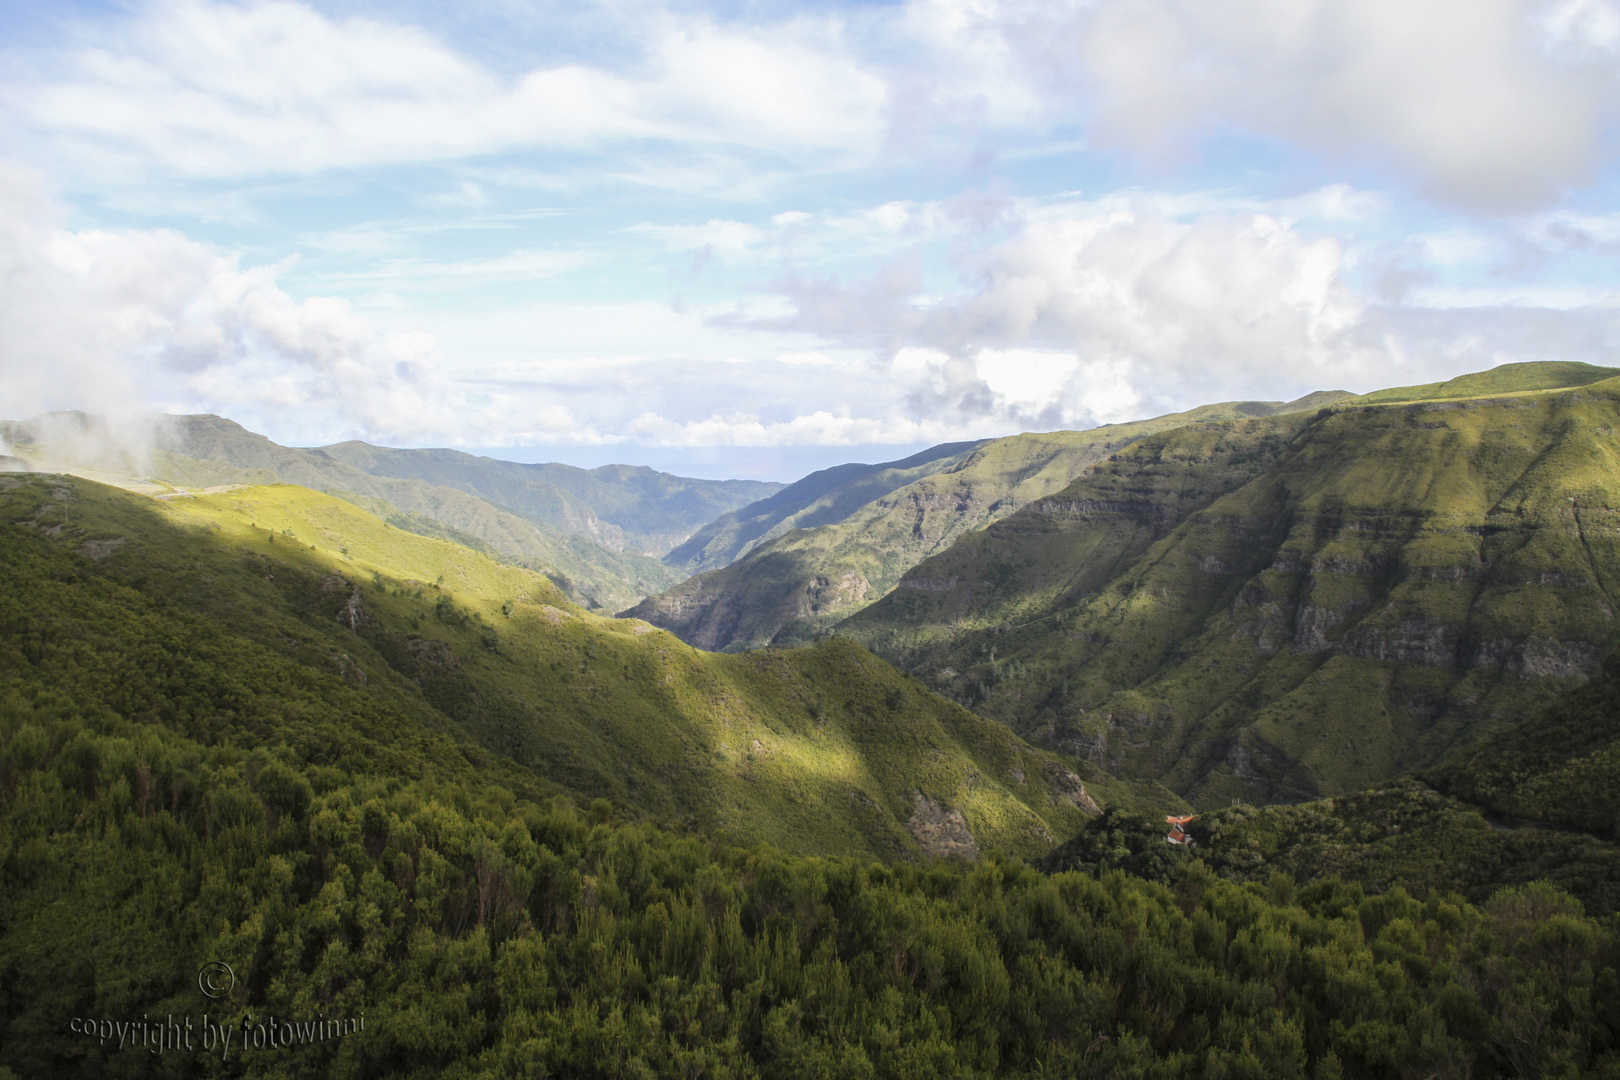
[843,378,1620,809]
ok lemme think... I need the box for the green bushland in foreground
[1427,654,1620,836]
[1189,780,1620,916]
[5,679,1619,1078]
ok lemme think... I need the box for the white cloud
[322,248,590,283]
[740,198,1620,421]
[8,0,1616,217]
[623,409,965,447]
[627,219,765,254]
[8,0,887,184]
[753,208,1374,396]
[1068,0,1609,210]
[975,348,1077,407]
[0,163,475,444]
[8,156,1620,461]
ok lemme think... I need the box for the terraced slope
[627,392,1351,651]
[0,473,1168,863]
[842,369,1620,808]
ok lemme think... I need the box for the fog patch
[0,411,172,478]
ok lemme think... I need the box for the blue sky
[5,0,1620,478]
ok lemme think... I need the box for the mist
[0,411,171,478]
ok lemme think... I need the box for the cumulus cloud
[732,197,1620,425]
[738,207,1376,408]
[0,163,477,446]
[622,408,966,448]
[6,0,1617,216]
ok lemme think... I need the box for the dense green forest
[5,655,1619,1077]
[5,412,1620,1074]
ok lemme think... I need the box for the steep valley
[628,392,1351,651]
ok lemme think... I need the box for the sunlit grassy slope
[0,474,1169,863]
[0,412,691,613]
[842,366,1620,808]
[1349,360,1620,405]
[628,391,1351,651]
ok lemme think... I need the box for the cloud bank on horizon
[4,0,1620,476]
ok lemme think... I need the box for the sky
[5,0,1620,479]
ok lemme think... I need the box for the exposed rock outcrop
[907,792,979,860]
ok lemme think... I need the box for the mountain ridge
[626,391,1355,651]
[0,412,778,613]
[840,366,1620,808]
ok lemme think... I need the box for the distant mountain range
[6,359,1619,827]
[0,412,780,613]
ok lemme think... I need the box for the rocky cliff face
[842,380,1620,808]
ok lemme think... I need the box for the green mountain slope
[1351,359,1620,405]
[1179,653,1620,915]
[0,472,1154,864]
[2,413,690,613]
[627,392,1352,652]
[662,440,986,575]
[842,366,1620,808]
